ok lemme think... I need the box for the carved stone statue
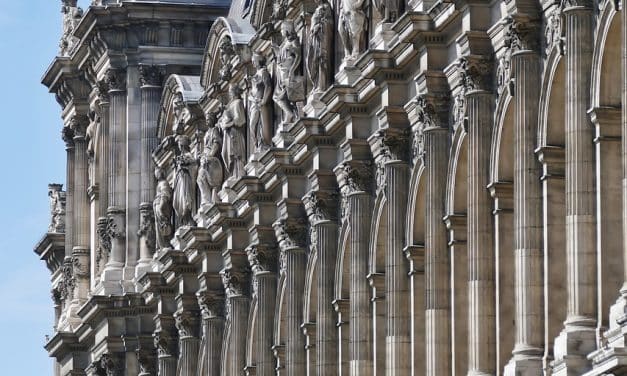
[197,113,224,206]
[220,85,247,180]
[173,135,197,227]
[153,167,173,249]
[273,21,304,125]
[218,37,235,83]
[249,53,274,152]
[59,0,83,55]
[339,0,366,62]
[307,0,334,97]
[374,0,400,23]
[48,184,66,233]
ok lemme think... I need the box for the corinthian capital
[336,161,373,195]
[139,65,166,88]
[561,0,594,9]
[273,218,308,250]
[503,16,541,53]
[105,68,126,92]
[70,114,90,139]
[174,310,199,338]
[246,244,277,274]
[220,268,246,298]
[458,56,493,93]
[197,290,224,319]
[303,190,339,224]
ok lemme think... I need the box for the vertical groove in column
[286,248,306,374]
[317,221,339,375]
[141,87,161,204]
[65,144,75,258]
[158,357,177,376]
[74,135,90,249]
[424,127,450,374]
[349,193,373,376]
[384,161,410,375]
[256,273,277,375]
[622,1,627,294]
[178,337,200,376]
[229,296,249,376]
[98,102,110,216]
[564,6,596,326]
[108,90,127,208]
[512,51,544,357]
[206,317,224,376]
[467,92,496,374]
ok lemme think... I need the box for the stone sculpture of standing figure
[273,20,304,125]
[249,53,273,152]
[374,0,400,23]
[307,0,334,96]
[153,167,173,249]
[220,84,247,180]
[197,112,224,206]
[339,0,366,62]
[173,135,197,227]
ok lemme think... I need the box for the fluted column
[503,17,545,375]
[337,161,374,376]
[553,2,597,373]
[62,126,75,260]
[460,56,496,375]
[197,291,225,376]
[70,115,91,310]
[247,245,278,375]
[274,219,307,375]
[417,95,451,376]
[175,311,200,376]
[222,268,250,376]
[102,68,127,293]
[137,66,163,275]
[154,331,177,376]
[372,128,411,375]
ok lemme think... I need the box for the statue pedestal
[304,92,327,117]
[219,179,239,203]
[194,203,215,228]
[100,262,124,295]
[272,124,295,148]
[335,62,362,86]
[370,22,397,50]
[246,156,265,177]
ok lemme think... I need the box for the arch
[157,74,204,139]
[591,2,621,108]
[200,17,255,89]
[445,125,468,216]
[537,47,565,148]
[491,94,514,183]
[406,163,425,246]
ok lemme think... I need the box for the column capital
[458,55,494,93]
[503,15,541,53]
[174,310,200,338]
[220,267,248,298]
[303,190,339,224]
[96,79,110,104]
[272,217,308,250]
[139,64,166,88]
[335,161,374,195]
[197,290,225,319]
[246,244,278,274]
[61,126,75,148]
[153,331,177,358]
[561,0,594,10]
[70,114,90,140]
[105,68,127,93]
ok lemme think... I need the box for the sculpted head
[176,135,191,151]
[252,53,267,69]
[155,167,166,181]
[228,84,242,100]
[281,20,296,39]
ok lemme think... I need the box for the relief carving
[173,135,197,227]
[197,112,224,207]
[48,184,66,233]
[307,0,334,97]
[273,21,304,126]
[220,85,247,180]
[154,167,174,249]
[138,204,156,254]
[139,65,165,87]
[304,190,339,223]
[218,37,236,83]
[458,56,493,93]
[95,217,110,275]
[339,0,367,63]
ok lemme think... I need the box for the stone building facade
[35,0,627,375]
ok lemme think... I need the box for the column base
[504,356,543,376]
[551,326,596,375]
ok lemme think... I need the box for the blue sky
[0,0,91,373]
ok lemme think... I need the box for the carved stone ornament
[59,0,83,56]
[303,190,339,224]
[51,287,63,305]
[249,53,274,153]
[504,16,540,53]
[139,65,165,87]
[72,255,89,278]
[99,354,121,376]
[105,69,126,92]
[452,88,467,131]
[154,167,174,249]
[374,0,400,23]
[496,48,512,98]
[272,20,304,126]
[96,79,110,104]
[273,218,308,250]
[218,36,235,83]
[61,258,76,300]
[175,311,199,338]
[246,244,277,274]
[338,161,373,194]
[338,0,367,62]
[137,349,156,376]
[48,184,66,233]
[307,0,334,96]
[96,217,110,275]
[560,0,594,8]
[153,332,175,357]
[62,125,75,147]
[107,209,126,240]
[376,128,411,163]
[271,0,288,21]
[71,114,90,140]
[221,268,245,298]
[197,112,225,206]
[197,291,224,319]
[137,204,156,252]
[545,7,565,55]
[173,135,197,227]
[458,56,493,93]
[220,85,247,180]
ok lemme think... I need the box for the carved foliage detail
[139,65,165,87]
[105,69,126,92]
[304,191,339,223]
[273,218,308,250]
[246,244,277,274]
[459,57,493,93]
[197,291,224,319]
